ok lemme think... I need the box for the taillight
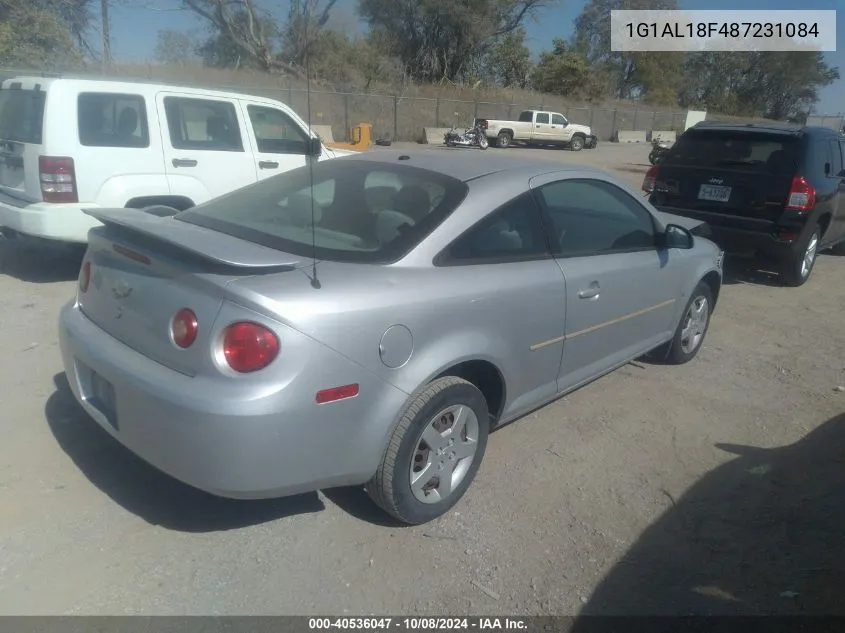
[642,165,659,193]
[39,156,78,203]
[786,175,816,212]
[79,261,91,293]
[171,308,199,349]
[223,322,280,373]
[480,119,488,129]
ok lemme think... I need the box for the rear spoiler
[83,207,302,271]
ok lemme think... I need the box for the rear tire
[497,132,512,148]
[782,227,819,287]
[367,377,490,525]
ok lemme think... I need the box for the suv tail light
[171,308,199,349]
[79,261,91,293]
[642,165,659,193]
[39,156,78,203]
[223,322,280,373]
[786,175,816,212]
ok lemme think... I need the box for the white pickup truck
[478,110,597,151]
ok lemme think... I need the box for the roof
[1,73,283,105]
[690,121,839,137]
[340,149,601,182]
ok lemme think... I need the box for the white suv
[0,75,350,244]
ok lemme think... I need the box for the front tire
[569,135,585,151]
[663,282,713,365]
[782,227,819,286]
[478,135,489,150]
[367,377,490,525]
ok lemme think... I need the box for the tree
[572,0,680,99]
[358,0,553,83]
[531,38,603,99]
[154,30,197,65]
[486,27,532,88]
[0,0,83,68]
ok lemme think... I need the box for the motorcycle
[444,120,489,150]
[648,135,671,164]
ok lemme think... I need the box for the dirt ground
[1,143,844,617]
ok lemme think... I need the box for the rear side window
[665,130,800,175]
[0,88,46,144]
[518,111,533,122]
[78,93,149,148]
[163,97,243,152]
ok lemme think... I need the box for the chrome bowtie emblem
[111,279,133,299]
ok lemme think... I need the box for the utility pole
[101,0,111,72]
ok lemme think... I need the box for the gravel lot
[1,143,844,617]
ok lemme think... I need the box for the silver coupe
[58,149,723,525]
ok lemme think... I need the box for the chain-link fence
[2,66,839,142]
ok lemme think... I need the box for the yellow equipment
[325,123,373,152]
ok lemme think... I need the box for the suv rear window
[176,160,469,264]
[0,88,46,144]
[78,93,149,148]
[665,130,800,175]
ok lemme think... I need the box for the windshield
[0,88,46,144]
[176,159,469,264]
[665,130,800,175]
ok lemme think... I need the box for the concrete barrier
[312,125,335,143]
[423,127,452,144]
[650,130,677,143]
[615,130,647,143]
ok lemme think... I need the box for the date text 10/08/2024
[308,617,528,631]
[626,22,820,39]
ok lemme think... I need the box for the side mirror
[663,224,694,249]
[307,137,323,157]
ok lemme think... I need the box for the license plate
[90,371,118,429]
[698,184,731,202]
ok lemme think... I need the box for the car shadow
[720,256,785,287]
[569,411,845,620]
[45,373,326,532]
[0,236,85,283]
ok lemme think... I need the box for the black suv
[642,122,845,286]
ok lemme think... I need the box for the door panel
[529,174,681,393]
[828,140,845,244]
[156,92,257,204]
[550,113,572,142]
[532,112,553,142]
[240,102,310,181]
[555,250,678,392]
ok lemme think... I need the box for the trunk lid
[0,84,46,199]
[652,129,801,223]
[78,207,307,376]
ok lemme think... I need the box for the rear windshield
[176,159,469,264]
[664,130,801,175]
[0,88,46,144]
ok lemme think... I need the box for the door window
[535,113,550,125]
[163,97,243,152]
[247,105,310,155]
[438,193,549,264]
[535,179,656,257]
[78,93,149,148]
[551,114,567,126]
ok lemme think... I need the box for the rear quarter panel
[43,81,170,206]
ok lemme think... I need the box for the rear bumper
[0,193,101,243]
[57,300,409,499]
[652,205,799,259]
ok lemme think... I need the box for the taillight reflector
[223,322,280,373]
[316,384,360,404]
[786,175,815,212]
[39,156,78,203]
[171,308,199,349]
[642,165,659,193]
[79,261,91,293]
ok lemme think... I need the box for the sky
[105,0,844,114]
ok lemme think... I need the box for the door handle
[578,283,601,300]
[172,158,197,168]
[259,160,279,169]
